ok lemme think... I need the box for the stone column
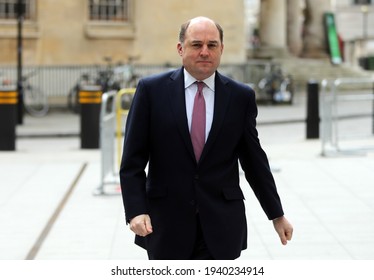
[301,0,332,58]
[258,0,288,57]
[287,0,304,56]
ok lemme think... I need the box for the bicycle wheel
[23,85,49,117]
[67,86,80,114]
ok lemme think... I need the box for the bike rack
[116,88,136,168]
[93,88,136,195]
[320,77,374,157]
[93,90,119,195]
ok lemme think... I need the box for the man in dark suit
[119,16,293,260]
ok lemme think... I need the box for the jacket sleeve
[119,80,150,222]
[238,90,284,220]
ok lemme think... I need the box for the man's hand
[129,214,153,237]
[272,216,293,245]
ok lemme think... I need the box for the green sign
[324,12,342,64]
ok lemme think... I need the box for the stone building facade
[1,0,372,67]
[0,0,246,66]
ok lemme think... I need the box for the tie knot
[196,81,205,93]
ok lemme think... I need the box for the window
[85,0,134,39]
[89,0,129,22]
[0,0,35,20]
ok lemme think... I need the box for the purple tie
[191,82,206,162]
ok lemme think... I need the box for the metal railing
[94,90,119,195]
[320,77,374,156]
[93,88,136,195]
[0,65,100,99]
[0,61,288,105]
[115,88,136,168]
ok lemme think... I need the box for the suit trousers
[190,214,215,260]
[147,214,214,260]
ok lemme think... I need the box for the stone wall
[0,0,246,66]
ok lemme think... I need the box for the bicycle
[67,58,121,114]
[257,63,294,104]
[22,71,49,117]
[67,56,139,114]
[113,56,141,88]
[67,72,96,114]
[1,70,49,117]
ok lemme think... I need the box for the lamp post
[16,0,24,125]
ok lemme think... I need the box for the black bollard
[0,86,18,150]
[79,85,102,149]
[306,80,320,139]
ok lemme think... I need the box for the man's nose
[200,45,209,56]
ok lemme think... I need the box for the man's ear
[177,43,183,56]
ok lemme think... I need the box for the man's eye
[192,44,202,48]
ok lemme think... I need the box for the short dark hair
[179,18,224,44]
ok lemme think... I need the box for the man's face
[177,19,224,81]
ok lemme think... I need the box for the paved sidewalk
[1,93,374,260]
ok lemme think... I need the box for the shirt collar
[184,68,215,91]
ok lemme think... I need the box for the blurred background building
[0,0,372,65]
[0,0,373,108]
[0,0,247,65]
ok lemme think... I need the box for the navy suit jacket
[119,67,284,259]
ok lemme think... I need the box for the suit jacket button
[194,174,199,180]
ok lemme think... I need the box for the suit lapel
[200,72,230,162]
[167,68,196,160]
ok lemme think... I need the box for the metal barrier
[93,88,136,195]
[320,77,374,156]
[94,90,119,195]
[116,88,136,167]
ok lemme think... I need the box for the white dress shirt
[184,69,215,141]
